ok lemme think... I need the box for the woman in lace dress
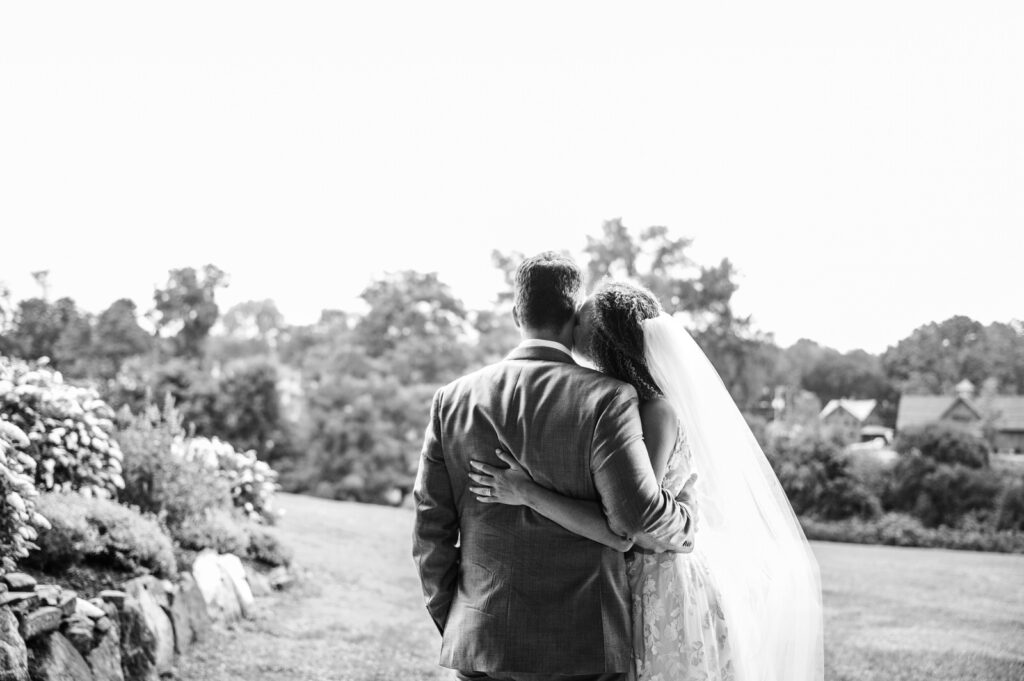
[469,281,823,681]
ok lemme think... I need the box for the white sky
[1,2,1021,353]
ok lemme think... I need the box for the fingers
[469,460,501,476]
[493,449,522,471]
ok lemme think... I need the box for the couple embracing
[413,252,823,681]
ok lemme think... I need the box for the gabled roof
[821,399,877,423]
[896,394,1024,431]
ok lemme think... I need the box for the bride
[468,280,824,681]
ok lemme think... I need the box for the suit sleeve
[412,387,460,634]
[591,384,695,553]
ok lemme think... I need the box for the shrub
[894,421,991,468]
[884,453,1002,527]
[28,492,176,578]
[0,356,125,497]
[174,436,280,523]
[767,427,882,520]
[116,400,233,532]
[1,419,51,573]
[173,507,249,555]
[800,513,1024,554]
[246,525,293,567]
[994,478,1024,531]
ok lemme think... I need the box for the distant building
[819,398,892,443]
[896,380,1024,453]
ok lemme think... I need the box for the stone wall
[0,550,292,681]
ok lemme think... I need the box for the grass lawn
[179,493,1024,681]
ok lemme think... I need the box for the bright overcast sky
[1,2,1021,353]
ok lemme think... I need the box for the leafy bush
[800,513,1024,554]
[173,436,280,522]
[767,427,882,520]
[994,478,1024,531]
[884,452,1002,527]
[246,525,293,567]
[0,356,125,497]
[28,492,176,578]
[1,419,51,573]
[894,421,991,468]
[117,400,233,532]
[173,507,249,555]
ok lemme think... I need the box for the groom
[413,252,696,681]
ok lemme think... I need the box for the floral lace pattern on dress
[626,422,735,681]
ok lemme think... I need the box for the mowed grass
[179,493,1024,681]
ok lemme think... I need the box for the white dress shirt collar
[515,338,574,358]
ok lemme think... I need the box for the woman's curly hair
[585,281,665,401]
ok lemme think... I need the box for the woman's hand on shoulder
[469,449,537,507]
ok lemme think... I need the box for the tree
[881,316,1024,395]
[91,299,153,379]
[152,265,228,359]
[800,349,898,425]
[209,299,285,365]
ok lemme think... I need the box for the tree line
[2,220,1022,504]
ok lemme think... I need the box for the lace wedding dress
[626,423,735,681]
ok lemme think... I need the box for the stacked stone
[0,570,218,681]
[0,554,294,681]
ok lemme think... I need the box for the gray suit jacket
[412,345,696,676]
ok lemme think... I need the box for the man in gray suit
[413,252,696,681]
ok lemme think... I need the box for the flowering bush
[0,356,125,497]
[172,436,280,523]
[0,419,51,573]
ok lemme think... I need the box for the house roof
[821,399,877,423]
[896,394,1024,431]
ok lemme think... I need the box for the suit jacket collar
[506,344,578,365]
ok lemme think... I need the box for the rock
[97,591,127,609]
[117,597,157,681]
[0,595,37,618]
[0,584,8,596]
[27,632,93,681]
[58,591,77,618]
[216,554,255,619]
[73,600,105,622]
[32,586,60,608]
[122,578,169,611]
[17,607,62,641]
[169,574,210,655]
[244,566,272,597]
[120,581,173,676]
[0,576,34,593]
[192,551,241,623]
[268,566,293,591]
[85,628,122,681]
[0,606,29,681]
[61,614,95,657]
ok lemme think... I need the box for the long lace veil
[642,314,824,681]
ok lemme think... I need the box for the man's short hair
[513,252,583,331]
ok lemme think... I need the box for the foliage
[91,298,154,378]
[174,435,280,522]
[245,525,293,567]
[153,264,228,358]
[0,355,125,497]
[174,507,250,555]
[0,419,51,573]
[800,513,1024,554]
[884,452,1003,529]
[766,427,882,520]
[28,491,177,577]
[212,357,292,460]
[881,316,1024,395]
[993,478,1024,531]
[894,421,991,468]
[801,349,898,425]
[116,400,234,532]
